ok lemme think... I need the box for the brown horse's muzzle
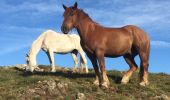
[61,24,70,34]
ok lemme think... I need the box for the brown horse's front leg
[86,52,101,86]
[96,50,110,88]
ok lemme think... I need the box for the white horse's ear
[63,4,67,10]
[26,54,29,57]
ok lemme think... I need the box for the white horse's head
[26,53,36,72]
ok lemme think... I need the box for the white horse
[26,30,88,73]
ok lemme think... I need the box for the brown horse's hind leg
[121,54,138,84]
[86,52,101,86]
[139,51,149,86]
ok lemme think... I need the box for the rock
[56,82,68,95]
[27,89,36,93]
[47,80,56,90]
[161,94,169,100]
[34,67,44,72]
[63,67,70,71]
[21,79,69,99]
[32,94,41,100]
[37,81,42,84]
[43,80,48,83]
[35,88,46,95]
[57,82,64,89]
[48,89,61,97]
[15,64,27,70]
[152,94,169,100]
[55,78,60,83]
[76,93,86,100]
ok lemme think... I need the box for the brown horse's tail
[143,37,150,68]
[141,29,150,63]
[133,25,150,64]
[147,39,150,62]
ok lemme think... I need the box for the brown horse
[61,2,150,88]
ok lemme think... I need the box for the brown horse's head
[61,2,79,34]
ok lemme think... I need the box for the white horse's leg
[78,49,88,73]
[71,50,78,72]
[29,66,35,72]
[47,50,55,72]
[80,56,88,73]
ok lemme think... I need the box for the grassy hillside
[0,65,169,100]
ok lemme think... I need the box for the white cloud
[84,0,170,27]
[0,43,29,55]
[0,24,47,55]
[0,1,63,14]
[0,1,63,56]
[151,40,170,48]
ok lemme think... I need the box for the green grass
[0,66,169,100]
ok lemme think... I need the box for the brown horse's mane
[77,9,100,26]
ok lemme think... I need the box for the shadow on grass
[14,67,122,84]
[108,75,122,84]
[14,67,95,78]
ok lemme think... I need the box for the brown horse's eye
[69,12,74,16]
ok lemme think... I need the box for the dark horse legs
[86,51,102,86]
[121,50,149,86]
[121,54,138,84]
[96,49,110,88]
[90,49,149,87]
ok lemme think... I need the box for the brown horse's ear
[63,4,67,10]
[73,2,78,9]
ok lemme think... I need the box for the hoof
[93,80,100,86]
[79,66,89,73]
[80,66,89,74]
[27,67,35,72]
[51,69,56,73]
[80,67,85,73]
[25,68,33,72]
[139,81,149,86]
[121,77,129,84]
[121,81,128,85]
[72,68,78,73]
[85,69,89,74]
[26,70,34,73]
[101,82,109,89]
[121,73,131,84]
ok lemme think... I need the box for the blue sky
[0,0,170,74]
